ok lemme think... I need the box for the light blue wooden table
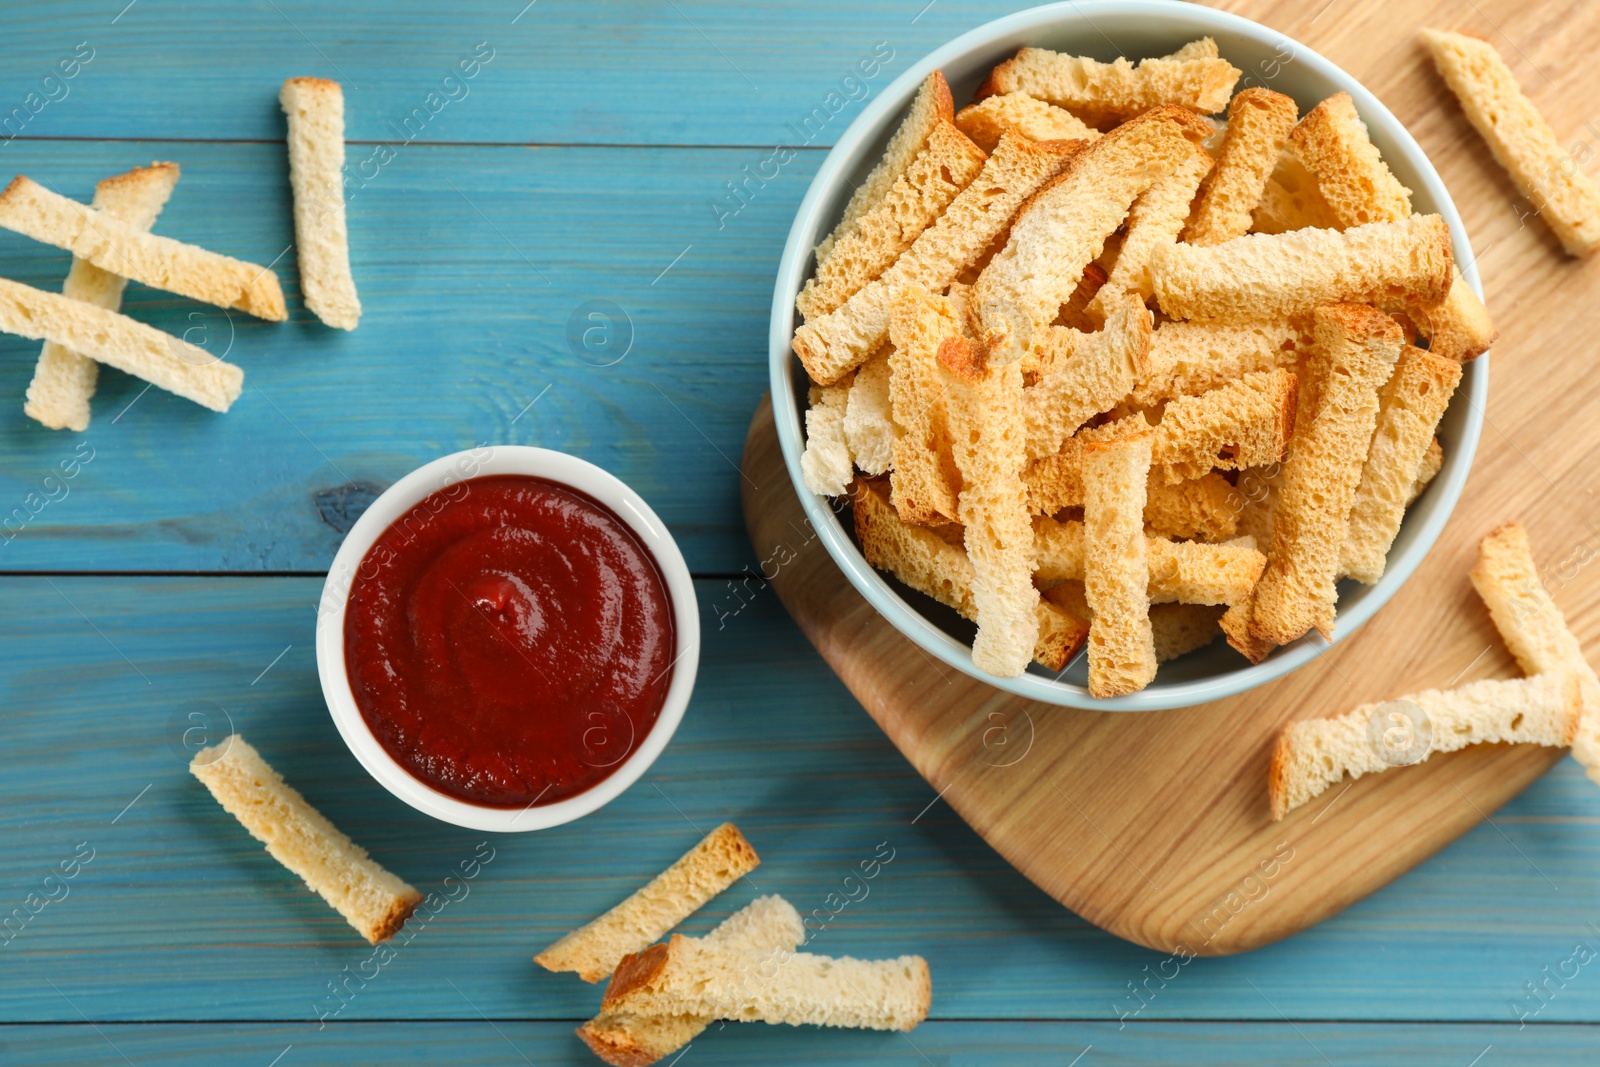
[2,2,1598,1064]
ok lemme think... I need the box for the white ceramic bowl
[316,446,700,831]
[770,0,1486,710]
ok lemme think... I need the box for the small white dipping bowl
[316,446,700,832]
[769,0,1486,710]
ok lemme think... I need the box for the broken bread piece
[817,71,955,266]
[602,933,931,1032]
[281,77,361,330]
[1246,305,1402,651]
[843,352,898,476]
[1024,290,1152,459]
[794,133,1083,385]
[955,92,1098,153]
[973,106,1204,360]
[577,895,805,1067]
[888,287,962,524]
[1421,28,1600,256]
[977,40,1240,128]
[800,380,853,497]
[938,334,1038,677]
[1268,671,1581,820]
[0,276,243,412]
[856,481,1087,671]
[1081,432,1158,696]
[797,120,987,321]
[190,735,421,944]
[536,823,759,983]
[1150,214,1454,322]
[1184,87,1298,246]
[23,161,180,432]
[0,176,287,320]
[1472,522,1600,782]
[1339,346,1461,583]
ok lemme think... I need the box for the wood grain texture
[742,0,1600,962]
[6,575,1600,1029]
[4,1021,1598,1066]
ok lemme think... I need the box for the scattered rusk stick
[190,735,421,944]
[281,77,361,330]
[1421,28,1600,256]
[23,162,179,432]
[536,823,759,983]
[0,175,287,320]
[577,895,805,1067]
[1081,432,1157,697]
[0,276,243,412]
[1184,87,1298,246]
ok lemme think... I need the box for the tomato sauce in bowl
[342,474,676,809]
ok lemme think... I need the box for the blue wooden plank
[3,575,1600,1026]
[0,139,811,573]
[0,1,1047,147]
[2,1021,1596,1066]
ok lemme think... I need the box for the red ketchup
[343,475,675,808]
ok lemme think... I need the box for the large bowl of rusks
[769,1,1494,709]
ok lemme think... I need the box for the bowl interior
[315,446,701,831]
[769,0,1485,710]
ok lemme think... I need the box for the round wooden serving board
[739,0,1600,955]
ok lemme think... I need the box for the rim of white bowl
[768,0,1486,710]
[315,446,700,831]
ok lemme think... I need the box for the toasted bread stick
[1023,290,1151,458]
[977,40,1240,128]
[190,736,421,944]
[1035,516,1263,606]
[888,287,963,524]
[23,162,179,432]
[955,92,1098,153]
[1185,88,1298,246]
[0,176,287,320]
[281,77,361,330]
[800,380,854,496]
[1132,319,1307,406]
[1081,432,1157,696]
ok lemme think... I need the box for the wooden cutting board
[740,0,1600,955]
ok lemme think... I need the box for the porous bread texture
[536,823,760,983]
[843,352,898,476]
[818,71,955,265]
[577,895,805,1067]
[1268,671,1582,820]
[1246,305,1402,651]
[1251,151,1339,233]
[1133,319,1307,406]
[1149,214,1454,322]
[1081,433,1158,696]
[973,107,1204,360]
[1034,515,1263,606]
[1184,88,1298,246]
[937,335,1038,677]
[797,120,987,321]
[1144,472,1240,541]
[0,275,243,412]
[281,77,360,330]
[800,380,853,496]
[855,481,1086,670]
[1023,290,1152,459]
[1421,28,1600,256]
[888,288,962,524]
[1287,92,1412,227]
[1472,522,1600,781]
[190,735,421,944]
[1409,437,1444,506]
[602,933,931,1032]
[1151,368,1297,483]
[24,162,179,432]
[0,176,287,320]
[1285,90,1494,360]
[977,40,1241,128]
[1339,346,1461,583]
[954,92,1098,153]
[1040,582,1224,662]
[1084,139,1213,324]
[793,134,1083,385]
[1020,411,1144,514]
